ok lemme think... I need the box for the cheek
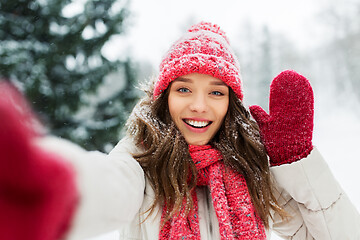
[167,94,179,121]
[216,100,229,122]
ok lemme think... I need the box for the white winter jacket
[37,136,360,240]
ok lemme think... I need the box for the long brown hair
[126,79,285,228]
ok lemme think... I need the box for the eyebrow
[174,77,227,86]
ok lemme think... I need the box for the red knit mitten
[0,82,78,240]
[249,70,314,166]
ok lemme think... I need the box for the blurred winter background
[1,0,359,239]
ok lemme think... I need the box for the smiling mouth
[184,119,212,128]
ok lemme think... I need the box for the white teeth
[185,120,210,128]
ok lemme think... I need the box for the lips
[183,119,212,128]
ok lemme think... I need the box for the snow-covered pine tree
[0,0,139,151]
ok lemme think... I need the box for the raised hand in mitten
[0,81,78,240]
[249,70,314,166]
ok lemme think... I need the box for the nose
[189,92,209,113]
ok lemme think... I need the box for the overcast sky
[102,0,333,65]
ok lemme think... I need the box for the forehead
[173,73,226,86]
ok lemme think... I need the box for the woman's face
[168,73,229,145]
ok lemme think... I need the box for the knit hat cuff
[154,53,243,100]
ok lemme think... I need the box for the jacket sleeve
[270,147,360,239]
[36,136,145,240]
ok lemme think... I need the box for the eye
[177,87,190,93]
[211,91,224,96]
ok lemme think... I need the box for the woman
[1,22,359,240]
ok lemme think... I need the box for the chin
[185,138,210,146]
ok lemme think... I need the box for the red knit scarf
[159,145,266,239]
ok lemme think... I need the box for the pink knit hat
[153,22,243,100]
